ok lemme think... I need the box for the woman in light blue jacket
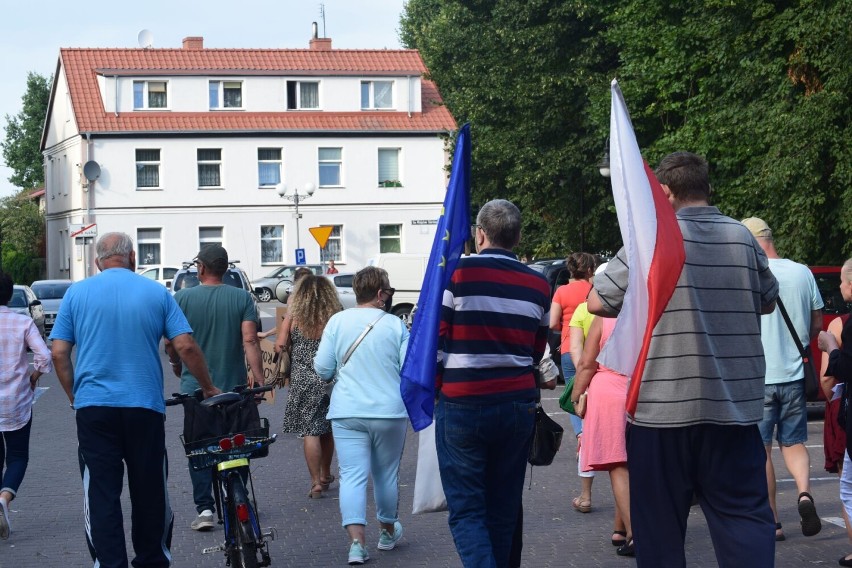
[314,266,409,565]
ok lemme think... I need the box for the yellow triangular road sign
[309,226,334,248]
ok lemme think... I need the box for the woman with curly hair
[279,274,343,498]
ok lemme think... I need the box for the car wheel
[256,288,273,303]
[391,305,412,326]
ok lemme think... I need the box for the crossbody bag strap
[341,311,389,367]
[776,297,808,359]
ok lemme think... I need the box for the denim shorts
[757,380,808,446]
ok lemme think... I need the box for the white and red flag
[598,79,685,417]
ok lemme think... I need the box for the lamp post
[589,140,611,253]
[276,182,315,259]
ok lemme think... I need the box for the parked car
[252,264,324,302]
[808,265,851,407]
[137,265,180,289]
[325,272,358,309]
[172,262,263,332]
[368,253,428,323]
[9,284,46,339]
[30,279,73,336]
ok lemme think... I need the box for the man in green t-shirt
[166,244,264,531]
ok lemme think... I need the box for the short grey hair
[96,232,134,262]
[843,258,852,282]
[476,199,521,250]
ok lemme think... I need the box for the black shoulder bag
[776,298,819,400]
[528,370,564,467]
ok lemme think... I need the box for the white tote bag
[412,421,448,514]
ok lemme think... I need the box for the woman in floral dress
[279,274,343,498]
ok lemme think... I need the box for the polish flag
[598,80,685,417]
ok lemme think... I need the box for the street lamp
[276,182,316,256]
[597,140,611,179]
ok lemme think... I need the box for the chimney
[182,36,204,50]
[309,22,332,50]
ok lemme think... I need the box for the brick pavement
[2,344,850,567]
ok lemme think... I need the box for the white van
[368,253,428,322]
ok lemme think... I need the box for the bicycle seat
[200,392,243,407]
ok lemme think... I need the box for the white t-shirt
[761,258,823,385]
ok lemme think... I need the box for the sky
[0,0,408,198]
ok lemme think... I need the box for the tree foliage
[402,0,851,263]
[2,72,51,190]
[0,194,45,283]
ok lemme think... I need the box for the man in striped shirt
[589,152,779,567]
[436,199,550,568]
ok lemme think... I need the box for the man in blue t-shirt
[51,232,219,568]
[166,244,263,531]
[743,217,824,540]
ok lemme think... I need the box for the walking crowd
[1,152,852,568]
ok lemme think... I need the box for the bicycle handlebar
[164,384,274,407]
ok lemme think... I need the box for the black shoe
[798,492,822,537]
[775,522,786,542]
[611,530,627,547]
[839,554,852,567]
[616,539,635,557]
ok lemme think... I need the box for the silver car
[252,264,324,302]
[274,272,357,309]
[30,279,73,335]
[10,284,46,338]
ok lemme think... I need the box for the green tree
[402,0,851,263]
[2,72,51,190]
[0,193,44,282]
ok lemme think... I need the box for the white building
[40,32,456,281]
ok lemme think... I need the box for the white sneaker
[0,499,10,540]
[190,509,215,531]
[348,539,369,565]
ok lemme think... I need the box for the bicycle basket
[180,417,274,471]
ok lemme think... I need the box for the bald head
[843,258,852,282]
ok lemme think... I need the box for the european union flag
[400,123,471,431]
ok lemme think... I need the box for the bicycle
[166,384,277,568]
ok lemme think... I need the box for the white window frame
[260,225,286,264]
[318,147,343,187]
[199,227,224,251]
[137,228,162,266]
[319,224,343,263]
[133,80,169,110]
[209,80,244,109]
[379,223,402,254]
[257,148,282,188]
[378,147,401,187]
[286,80,320,110]
[360,80,394,110]
[197,148,223,189]
[135,148,161,190]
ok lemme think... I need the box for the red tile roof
[58,48,456,135]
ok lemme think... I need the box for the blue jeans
[436,397,536,568]
[189,466,216,514]
[561,358,583,436]
[758,380,808,446]
[1,415,32,497]
[332,417,408,527]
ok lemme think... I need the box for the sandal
[611,530,627,547]
[321,474,336,491]
[798,492,822,537]
[572,496,592,513]
[839,553,852,567]
[775,522,785,542]
[308,483,324,499]
[616,539,635,557]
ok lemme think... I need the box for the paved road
[2,344,849,566]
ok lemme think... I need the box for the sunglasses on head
[382,287,396,295]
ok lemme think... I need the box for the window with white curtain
[135,149,161,189]
[199,227,223,251]
[133,81,168,109]
[137,228,162,266]
[197,149,222,188]
[260,225,285,263]
[318,147,342,186]
[378,148,400,186]
[319,225,342,262]
[258,148,282,187]
[360,81,393,109]
[286,81,319,109]
[209,80,243,109]
[379,224,402,253]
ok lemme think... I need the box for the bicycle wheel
[226,473,260,568]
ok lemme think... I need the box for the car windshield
[31,282,72,300]
[9,289,28,308]
[174,270,244,292]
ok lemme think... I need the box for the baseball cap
[741,217,773,239]
[194,244,229,271]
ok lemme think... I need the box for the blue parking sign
[295,248,306,265]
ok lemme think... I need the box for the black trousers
[627,423,774,568]
[77,407,174,568]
